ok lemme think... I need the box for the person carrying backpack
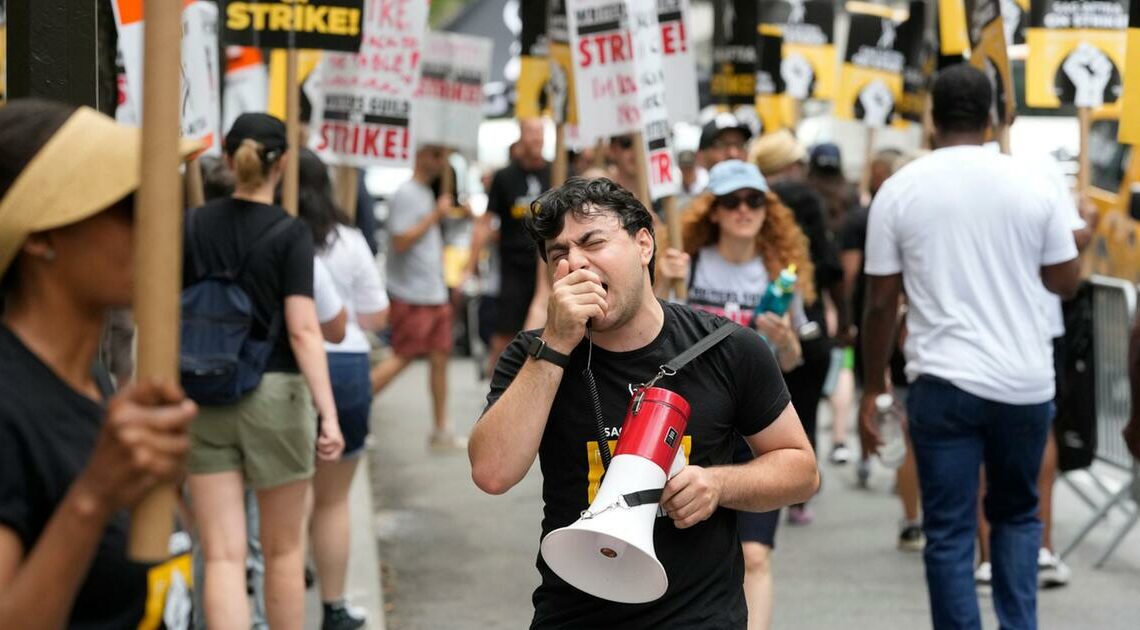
[182,113,343,630]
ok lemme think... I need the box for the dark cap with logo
[224,113,288,159]
[809,143,842,173]
[698,112,753,151]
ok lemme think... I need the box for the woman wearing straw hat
[656,159,814,630]
[0,99,198,627]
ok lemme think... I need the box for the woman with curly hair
[655,159,814,630]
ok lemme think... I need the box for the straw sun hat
[0,105,202,276]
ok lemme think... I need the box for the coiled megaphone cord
[582,325,613,471]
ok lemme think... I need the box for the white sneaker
[974,562,992,593]
[1038,548,1071,588]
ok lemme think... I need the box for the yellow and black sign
[965,0,1015,126]
[711,0,759,106]
[939,0,970,56]
[836,4,906,128]
[223,0,364,52]
[759,0,837,102]
[1027,0,1128,110]
[1119,1,1140,144]
[516,1,549,120]
[755,25,790,131]
[896,1,934,126]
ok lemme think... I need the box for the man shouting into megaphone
[469,177,819,628]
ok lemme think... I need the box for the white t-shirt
[313,257,344,324]
[320,224,389,354]
[864,145,1079,404]
[1023,155,1085,338]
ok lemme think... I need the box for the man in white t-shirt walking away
[371,145,465,449]
[858,64,1081,630]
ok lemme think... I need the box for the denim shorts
[328,352,373,458]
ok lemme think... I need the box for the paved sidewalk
[370,359,1140,629]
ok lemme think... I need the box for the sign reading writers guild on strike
[630,0,681,200]
[223,0,365,51]
[711,0,760,108]
[413,33,494,156]
[306,0,427,168]
[1027,0,1128,110]
[836,8,906,129]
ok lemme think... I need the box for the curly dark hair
[525,177,656,279]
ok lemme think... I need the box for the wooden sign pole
[335,166,359,223]
[1078,106,1092,196]
[552,123,569,187]
[282,47,301,216]
[129,0,184,562]
[630,131,653,211]
[663,196,687,300]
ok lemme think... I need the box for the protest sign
[760,0,836,102]
[657,0,699,122]
[896,1,934,125]
[1027,0,1128,109]
[516,1,550,119]
[835,6,906,129]
[1120,1,1140,143]
[549,1,581,126]
[222,0,364,52]
[755,25,789,132]
[414,32,493,155]
[629,0,680,200]
[113,0,221,152]
[939,0,970,55]
[223,47,269,134]
[306,0,427,168]
[965,0,1015,126]
[567,0,641,140]
[711,0,759,107]
[1003,0,1029,45]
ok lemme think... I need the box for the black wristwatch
[527,337,571,368]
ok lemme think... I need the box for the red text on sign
[651,152,674,185]
[316,122,408,160]
[661,20,687,55]
[577,31,633,67]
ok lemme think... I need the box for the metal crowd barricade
[1059,276,1140,567]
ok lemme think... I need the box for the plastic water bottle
[754,264,797,317]
[875,393,907,469]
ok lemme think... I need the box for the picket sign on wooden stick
[184,158,206,209]
[997,124,1012,155]
[1078,106,1092,195]
[130,0,184,562]
[552,124,570,188]
[283,47,301,216]
[662,196,687,300]
[335,166,359,223]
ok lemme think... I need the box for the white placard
[656,0,699,123]
[222,47,269,137]
[631,0,680,199]
[413,32,494,154]
[307,0,429,168]
[567,0,642,140]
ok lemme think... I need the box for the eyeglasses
[716,192,765,211]
[612,136,635,150]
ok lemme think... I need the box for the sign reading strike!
[1027,0,1128,109]
[223,0,364,52]
[306,0,427,167]
[567,0,641,140]
[1121,1,1140,143]
[413,33,493,155]
[836,8,906,128]
[657,0,699,123]
[630,0,680,200]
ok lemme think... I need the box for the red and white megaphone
[540,387,689,604]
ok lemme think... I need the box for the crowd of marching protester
[2,63,1139,630]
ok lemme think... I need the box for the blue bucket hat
[706,159,770,196]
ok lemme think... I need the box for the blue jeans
[907,376,1051,630]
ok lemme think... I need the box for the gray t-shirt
[385,179,447,305]
[688,246,807,329]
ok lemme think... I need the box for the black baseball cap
[809,143,842,172]
[698,112,753,151]
[224,113,288,159]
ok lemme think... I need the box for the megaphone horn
[540,387,690,604]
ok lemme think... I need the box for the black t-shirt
[484,302,790,629]
[772,181,843,328]
[487,160,551,273]
[0,326,151,629]
[841,205,870,328]
[183,197,315,372]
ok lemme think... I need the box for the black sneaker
[897,523,925,552]
[322,603,367,630]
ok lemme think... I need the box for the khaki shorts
[188,372,316,489]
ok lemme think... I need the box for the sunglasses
[612,136,635,150]
[716,192,765,211]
